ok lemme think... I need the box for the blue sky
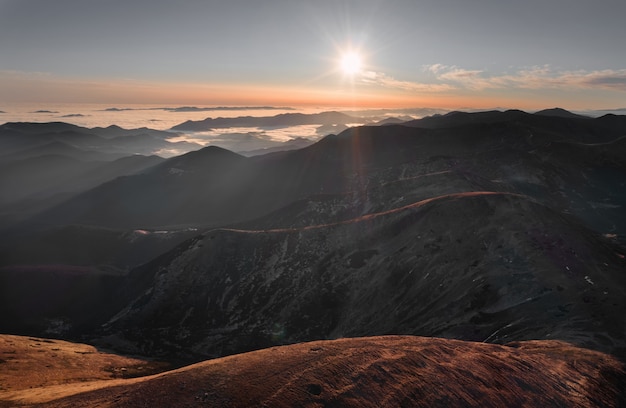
[1,0,625,109]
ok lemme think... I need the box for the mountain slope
[21,113,626,235]
[0,154,164,203]
[6,336,624,408]
[0,153,165,230]
[0,141,117,163]
[22,126,429,229]
[22,146,253,229]
[0,334,170,407]
[99,192,626,359]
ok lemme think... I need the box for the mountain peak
[533,108,589,119]
[157,145,245,173]
[0,121,86,134]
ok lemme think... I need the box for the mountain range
[1,108,625,405]
[170,111,362,131]
[0,122,191,157]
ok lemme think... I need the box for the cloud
[567,70,626,91]
[434,67,489,91]
[358,70,454,93]
[422,64,626,92]
[358,64,626,94]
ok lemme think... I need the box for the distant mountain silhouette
[404,109,626,144]
[89,124,175,140]
[0,141,118,163]
[533,107,591,119]
[0,121,198,157]
[171,111,361,131]
[402,109,525,128]
[234,137,315,157]
[375,116,407,125]
[0,122,82,134]
[0,121,172,139]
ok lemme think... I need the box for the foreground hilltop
[1,334,624,407]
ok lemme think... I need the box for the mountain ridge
[96,191,626,360]
[534,107,591,119]
[170,110,362,131]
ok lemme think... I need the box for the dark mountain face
[0,224,199,269]
[534,107,591,119]
[0,265,124,337]
[405,109,626,144]
[98,192,626,359]
[2,110,626,365]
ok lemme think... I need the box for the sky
[1,0,626,110]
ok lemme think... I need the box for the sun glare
[340,52,362,76]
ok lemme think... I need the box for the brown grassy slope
[0,335,169,407]
[6,335,624,408]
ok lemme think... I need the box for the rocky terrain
[95,191,625,361]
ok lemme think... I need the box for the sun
[339,51,362,76]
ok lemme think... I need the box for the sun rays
[339,51,363,76]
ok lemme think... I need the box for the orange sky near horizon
[0,72,451,108]
[1,71,609,112]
